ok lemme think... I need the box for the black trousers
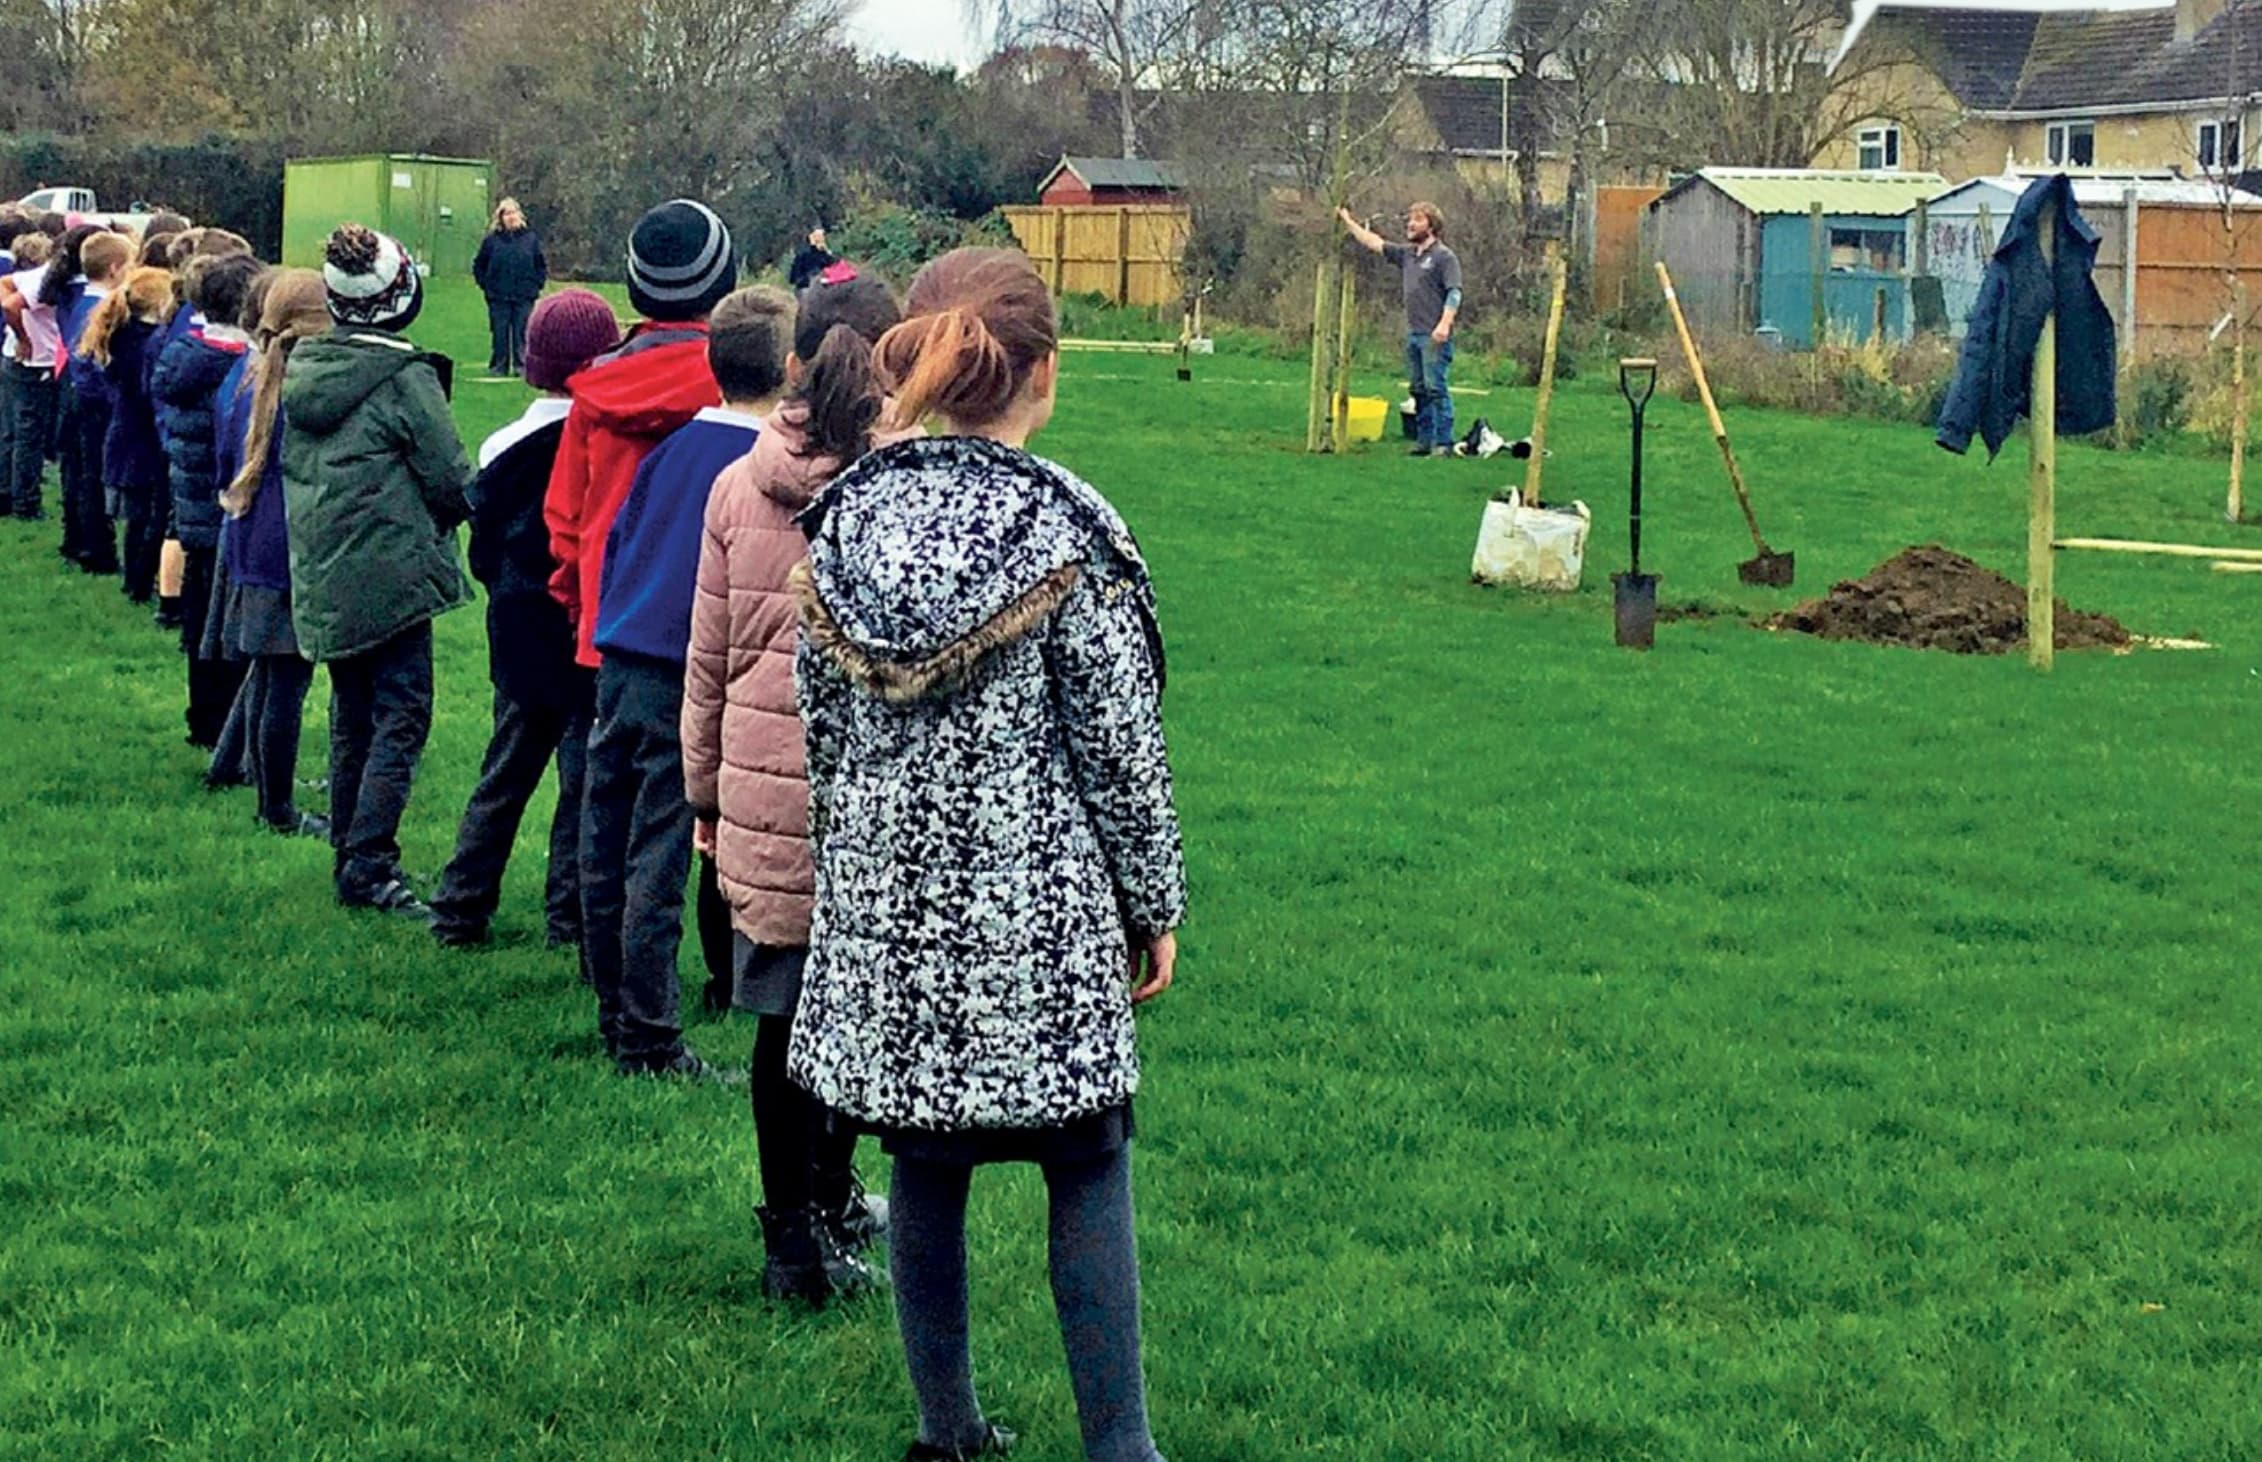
[59,389,113,568]
[487,297,533,375]
[4,360,58,517]
[581,652,694,1070]
[116,479,166,602]
[241,653,315,827]
[431,678,594,943]
[328,622,435,901]
[180,545,245,749]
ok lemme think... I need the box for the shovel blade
[1614,572,1660,650]
[1738,551,1796,588]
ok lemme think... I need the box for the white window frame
[2046,120,2096,168]
[2200,118,2243,172]
[1857,124,1903,172]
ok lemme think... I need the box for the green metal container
[282,154,496,278]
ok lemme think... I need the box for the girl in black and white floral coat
[792,248,1185,1462]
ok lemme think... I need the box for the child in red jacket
[543,199,732,671]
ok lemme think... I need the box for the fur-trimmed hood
[796,436,1154,705]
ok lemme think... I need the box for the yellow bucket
[1343,396,1388,444]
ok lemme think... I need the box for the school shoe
[340,878,436,923]
[430,919,491,951]
[1407,445,1432,458]
[153,598,183,631]
[757,1205,881,1309]
[904,1425,1017,1460]
[261,810,332,840]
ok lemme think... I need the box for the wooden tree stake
[2232,276,2248,524]
[1331,258,1358,454]
[1307,259,1332,453]
[1523,253,1569,505]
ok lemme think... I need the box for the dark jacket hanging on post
[1936,174,2117,459]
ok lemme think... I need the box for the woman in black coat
[472,198,547,378]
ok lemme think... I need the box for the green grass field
[7,278,2262,1459]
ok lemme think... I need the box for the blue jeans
[1406,333,1454,450]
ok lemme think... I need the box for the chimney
[2178,0,2229,43]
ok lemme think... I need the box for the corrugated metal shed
[1682,168,1949,218]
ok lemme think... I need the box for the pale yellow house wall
[1997,111,2245,173]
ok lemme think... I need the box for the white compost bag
[1471,492,1591,592]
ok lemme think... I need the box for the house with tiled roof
[1822,0,2262,181]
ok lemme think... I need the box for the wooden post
[1912,200,1930,278]
[2232,276,2248,523]
[1050,212,1066,295]
[1331,261,1358,453]
[2030,195,2059,672]
[1523,252,1569,505]
[1978,200,1996,254]
[1873,286,1889,341]
[1116,207,1133,307]
[1810,201,1827,347]
[1307,260,1332,453]
[2122,186,2140,364]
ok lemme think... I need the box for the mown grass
[5,278,2262,1459]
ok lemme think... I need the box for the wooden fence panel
[1000,205,1190,307]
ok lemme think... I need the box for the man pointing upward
[1340,202,1463,458]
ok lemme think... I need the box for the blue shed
[1645,168,1947,347]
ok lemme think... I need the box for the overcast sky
[852,0,2180,77]
[849,0,986,70]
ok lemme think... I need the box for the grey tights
[891,1146,1163,1462]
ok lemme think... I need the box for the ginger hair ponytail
[874,248,1057,431]
[224,269,329,518]
[79,265,174,366]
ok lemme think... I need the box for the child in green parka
[280,225,472,919]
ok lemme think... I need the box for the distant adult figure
[788,226,837,291]
[1339,201,1463,457]
[474,197,547,378]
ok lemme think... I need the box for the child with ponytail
[60,229,129,574]
[214,269,327,838]
[790,249,1186,1461]
[681,264,904,1306]
[82,266,173,603]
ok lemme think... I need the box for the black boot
[814,1161,890,1257]
[756,1204,878,1308]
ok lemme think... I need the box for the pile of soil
[1768,545,2132,655]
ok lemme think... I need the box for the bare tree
[964,0,1217,157]
[1645,0,1932,169]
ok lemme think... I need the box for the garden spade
[1614,358,1660,650]
[1655,262,1796,588]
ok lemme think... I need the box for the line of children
[14,196,1191,1461]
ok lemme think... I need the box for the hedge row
[0,136,283,255]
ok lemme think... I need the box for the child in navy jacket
[582,286,790,1079]
[81,265,173,603]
